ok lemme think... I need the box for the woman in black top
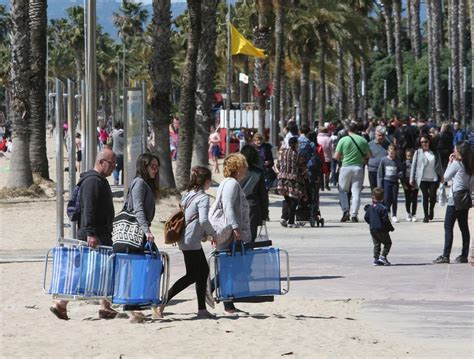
[240,145,269,242]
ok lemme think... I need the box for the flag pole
[225,1,232,157]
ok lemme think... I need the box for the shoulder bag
[112,179,145,249]
[453,175,473,211]
[348,135,368,165]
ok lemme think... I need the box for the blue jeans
[383,180,399,217]
[443,205,471,258]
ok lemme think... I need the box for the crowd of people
[50,114,473,323]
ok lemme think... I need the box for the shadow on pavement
[390,263,433,267]
[289,275,344,281]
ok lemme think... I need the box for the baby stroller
[296,180,324,227]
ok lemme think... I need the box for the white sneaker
[406,213,412,222]
[392,216,398,223]
[411,215,417,222]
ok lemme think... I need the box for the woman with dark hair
[157,166,216,319]
[113,153,160,254]
[410,135,444,222]
[240,144,269,242]
[433,141,474,264]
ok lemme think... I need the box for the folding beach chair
[43,238,113,300]
[208,241,290,304]
[106,244,170,306]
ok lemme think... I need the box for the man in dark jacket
[77,149,116,247]
[50,149,117,321]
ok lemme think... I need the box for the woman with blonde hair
[214,153,251,313]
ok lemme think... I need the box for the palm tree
[428,0,443,122]
[8,0,33,188]
[381,0,394,56]
[287,12,317,127]
[409,0,422,59]
[254,0,272,135]
[193,0,219,167]
[0,4,9,86]
[393,0,402,105]
[470,0,474,123]
[29,0,49,180]
[176,0,202,190]
[149,0,175,188]
[457,0,467,123]
[336,43,346,121]
[65,7,85,83]
[273,0,287,132]
[450,0,461,121]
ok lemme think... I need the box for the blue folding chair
[106,243,170,306]
[209,241,290,303]
[43,238,113,300]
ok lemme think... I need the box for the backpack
[164,192,202,245]
[298,137,313,163]
[307,147,323,180]
[67,185,81,222]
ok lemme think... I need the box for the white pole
[55,79,64,240]
[67,79,77,238]
[225,1,231,156]
[85,0,97,168]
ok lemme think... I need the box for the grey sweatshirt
[127,177,156,234]
[368,140,388,172]
[377,156,401,187]
[178,190,216,251]
[219,177,251,243]
[444,160,474,206]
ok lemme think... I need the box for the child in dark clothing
[364,187,395,266]
[377,144,403,223]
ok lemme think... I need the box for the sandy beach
[0,136,472,358]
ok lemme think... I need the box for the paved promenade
[266,188,473,356]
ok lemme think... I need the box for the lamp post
[85,0,97,169]
[383,79,387,120]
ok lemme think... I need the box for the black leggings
[403,188,418,215]
[419,181,439,219]
[166,249,209,310]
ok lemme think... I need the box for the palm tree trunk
[254,0,272,135]
[280,73,288,128]
[292,76,300,120]
[470,0,474,125]
[393,0,403,106]
[348,55,358,121]
[273,0,286,137]
[29,0,49,180]
[193,0,218,167]
[451,0,461,121]
[336,44,346,121]
[319,42,326,123]
[149,0,175,188]
[430,0,443,122]
[299,55,310,127]
[458,0,467,124]
[176,0,201,190]
[360,59,367,121]
[382,0,394,56]
[410,0,422,60]
[8,0,33,188]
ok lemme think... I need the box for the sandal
[50,306,69,321]
[98,308,118,320]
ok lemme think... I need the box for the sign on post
[124,88,144,197]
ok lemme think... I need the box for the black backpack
[67,185,81,222]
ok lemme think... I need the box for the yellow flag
[230,23,266,58]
